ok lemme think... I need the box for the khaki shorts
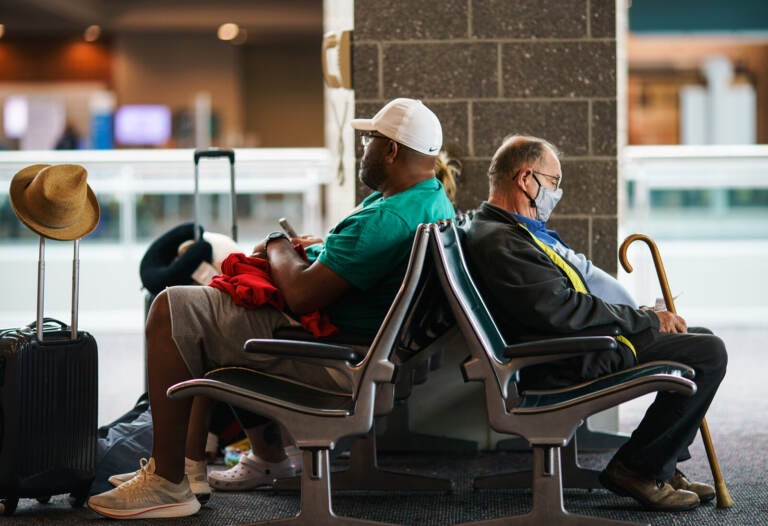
[166,286,355,393]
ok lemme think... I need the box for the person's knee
[698,335,728,379]
[146,289,172,341]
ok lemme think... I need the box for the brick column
[353,0,619,273]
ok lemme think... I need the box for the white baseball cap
[351,98,442,156]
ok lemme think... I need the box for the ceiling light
[84,25,101,42]
[217,23,239,41]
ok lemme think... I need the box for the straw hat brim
[9,164,101,241]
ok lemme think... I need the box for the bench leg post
[474,436,601,490]
[456,447,649,526]
[249,448,399,526]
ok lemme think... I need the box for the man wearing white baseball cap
[351,97,442,156]
[89,98,455,519]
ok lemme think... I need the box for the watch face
[266,231,288,248]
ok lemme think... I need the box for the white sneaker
[108,469,139,487]
[184,457,212,504]
[208,452,294,491]
[88,457,200,519]
[109,457,211,504]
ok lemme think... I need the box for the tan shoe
[669,469,715,503]
[599,460,700,511]
[88,458,200,519]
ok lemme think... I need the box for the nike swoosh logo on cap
[428,146,438,152]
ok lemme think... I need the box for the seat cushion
[517,362,691,412]
[203,367,355,416]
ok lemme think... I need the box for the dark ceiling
[0,0,323,40]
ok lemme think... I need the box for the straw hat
[9,163,100,240]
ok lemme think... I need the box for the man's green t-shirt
[304,178,454,335]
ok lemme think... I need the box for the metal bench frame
[167,224,450,525]
[429,220,697,526]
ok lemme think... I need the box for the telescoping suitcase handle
[193,148,237,243]
[36,236,79,342]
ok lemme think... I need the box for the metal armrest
[515,324,621,342]
[273,326,373,346]
[244,338,365,363]
[503,335,617,359]
[497,336,618,371]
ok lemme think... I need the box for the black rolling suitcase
[192,148,238,243]
[0,237,98,515]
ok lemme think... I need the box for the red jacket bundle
[208,249,338,338]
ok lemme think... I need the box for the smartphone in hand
[278,217,298,238]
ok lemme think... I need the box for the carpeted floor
[5,326,765,525]
[5,443,767,526]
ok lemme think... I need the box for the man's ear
[515,168,530,188]
[383,140,399,164]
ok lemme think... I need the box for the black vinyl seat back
[387,253,455,369]
[429,219,518,400]
[352,224,455,404]
[431,218,507,358]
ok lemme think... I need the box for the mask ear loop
[518,169,539,208]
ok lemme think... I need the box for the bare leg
[245,421,287,463]
[280,425,296,450]
[146,290,193,483]
[185,396,213,462]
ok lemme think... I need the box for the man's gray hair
[488,135,560,192]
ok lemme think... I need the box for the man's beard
[358,156,387,191]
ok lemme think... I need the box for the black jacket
[464,202,659,388]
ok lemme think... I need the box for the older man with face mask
[463,135,727,513]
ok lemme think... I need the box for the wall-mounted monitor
[114,104,171,146]
[3,96,28,138]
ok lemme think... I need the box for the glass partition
[0,148,330,246]
[0,147,331,332]
[623,145,768,240]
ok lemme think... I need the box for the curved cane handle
[619,233,676,313]
[618,233,733,508]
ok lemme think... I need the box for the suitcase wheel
[69,493,87,508]
[36,495,51,504]
[1,496,19,516]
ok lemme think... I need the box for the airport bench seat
[168,224,451,526]
[430,219,696,526]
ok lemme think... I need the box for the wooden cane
[619,233,733,508]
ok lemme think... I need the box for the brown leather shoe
[599,460,700,511]
[669,469,715,503]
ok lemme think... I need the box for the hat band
[36,214,81,230]
[27,202,83,230]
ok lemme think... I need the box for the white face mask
[534,186,563,222]
[523,173,563,222]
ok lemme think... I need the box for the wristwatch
[264,231,289,250]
